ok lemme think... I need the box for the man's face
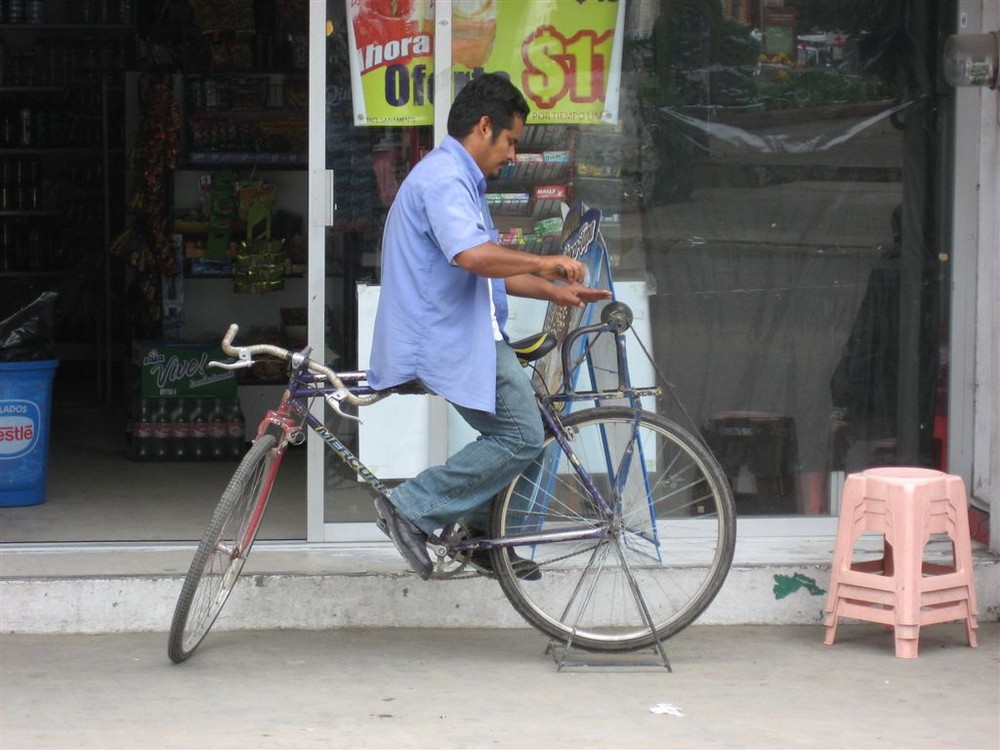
[476,114,524,179]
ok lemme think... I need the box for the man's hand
[506,272,613,308]
[548,283,613,309]
[537,254,586,283]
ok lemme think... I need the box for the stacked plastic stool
[823,467,979,658]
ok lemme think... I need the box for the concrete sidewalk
[2,623,997,749]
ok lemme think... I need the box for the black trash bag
[0,291,59,362]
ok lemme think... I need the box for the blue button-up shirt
[367,136,508,412]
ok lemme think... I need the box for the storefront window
[629,0,952,516]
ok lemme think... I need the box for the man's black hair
[447,73,530,141]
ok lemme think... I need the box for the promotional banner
[346,0,625,126]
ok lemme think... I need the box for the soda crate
[130,340,238,399]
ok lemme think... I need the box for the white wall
[971,2,999,549]
[950,0,999,552]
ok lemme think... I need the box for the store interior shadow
[703,411,799,515]
[0,404,306,544]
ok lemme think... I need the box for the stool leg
[894,624,920,658]
[823,570,842,645]
[945,476,980,648]
[890,481,925,659]
[965,608,979,648]
[880,537,895,632]
[823,610,840,646]
[823,474,865,647]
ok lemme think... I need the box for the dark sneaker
[470,547,542,581]
[374,496,433,580]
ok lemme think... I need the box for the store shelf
[187,108,307,117]
[497,155,571,184]
[0,148,106,156]
[182,152,307,166]
[520,125,570,150]
[487,193,531,215]
[0,24,133,32]
[0,270,61,278]
[499,235,561,254]
[1,22,132,401]
[0,85,64,92]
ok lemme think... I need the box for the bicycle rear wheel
[168,433,282,663]
[491,406,735,652]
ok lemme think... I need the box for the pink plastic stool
[823,467,979,658]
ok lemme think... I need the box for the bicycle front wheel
[491,407,735,652]
[168,433,282,663]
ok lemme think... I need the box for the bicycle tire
[168,433,282,663]
[490,406,735,652]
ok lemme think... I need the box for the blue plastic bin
[0,360,59,507]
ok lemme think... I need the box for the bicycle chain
[428,540,602,581]
[377,496,604,580]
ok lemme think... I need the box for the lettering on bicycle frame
[313,424,390,495]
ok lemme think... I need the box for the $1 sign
[521,23,614,110]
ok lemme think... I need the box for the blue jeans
[389,342,544,534]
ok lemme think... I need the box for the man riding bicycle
[367,74,611,579]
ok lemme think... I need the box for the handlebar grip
[221,323,240,354]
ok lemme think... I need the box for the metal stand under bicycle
[546,538,672,672]
[546,639,672,672]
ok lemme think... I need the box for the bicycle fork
[233,401,305,554]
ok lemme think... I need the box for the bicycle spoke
[558,539,615,632]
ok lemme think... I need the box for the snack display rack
[491,124,573,255]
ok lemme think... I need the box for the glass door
[308,1,433,541]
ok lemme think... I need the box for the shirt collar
[441,135,486,196]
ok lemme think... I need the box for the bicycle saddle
[510,332,557,364]
[377,332,556,396]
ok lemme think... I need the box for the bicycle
[167,301,736,664]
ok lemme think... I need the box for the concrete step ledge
[2,542,997,634]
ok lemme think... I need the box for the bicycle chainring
[428,523,476,580]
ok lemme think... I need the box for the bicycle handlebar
[214,323,383,407]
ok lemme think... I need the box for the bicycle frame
[233,316,662,557]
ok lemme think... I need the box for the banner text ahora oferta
[346,0,623,127]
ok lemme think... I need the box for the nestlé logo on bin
[0,400,40,459]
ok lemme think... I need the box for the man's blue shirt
[367,136,508,413]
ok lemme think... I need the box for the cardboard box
[131,341,238,399]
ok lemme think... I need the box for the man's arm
[454,242,585,283]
